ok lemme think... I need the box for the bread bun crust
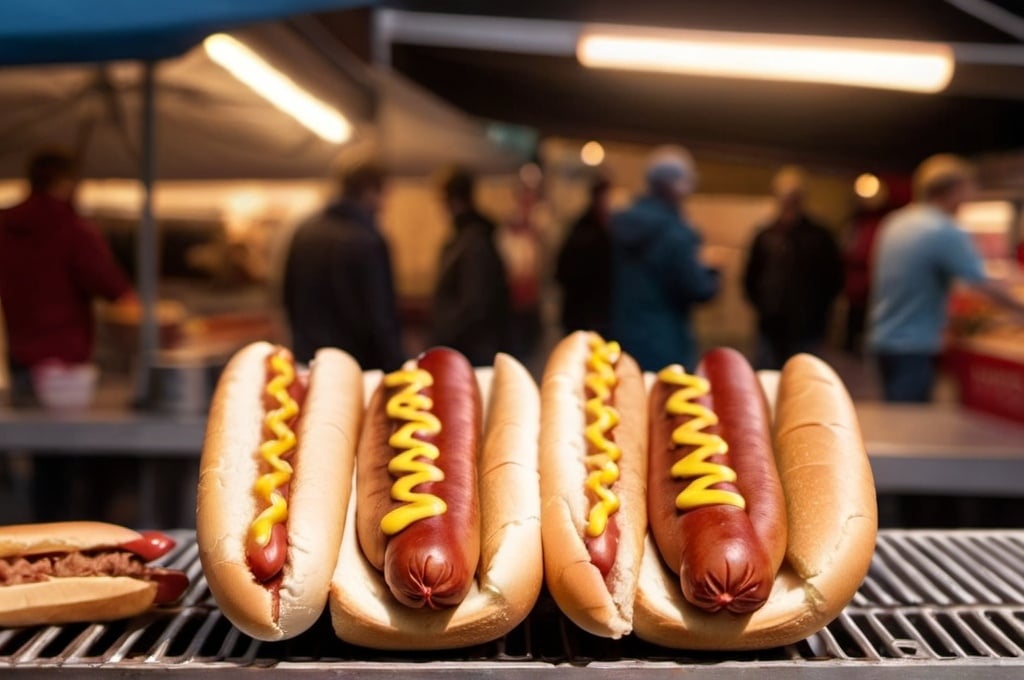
[634,353,877,649]
[329,353,542,650]
[0,577,157,627]
[539,331,648,639]
[0,521,144,559]
[197,343,363,641]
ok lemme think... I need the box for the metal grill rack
[5,530,1024,677]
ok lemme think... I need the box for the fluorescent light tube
[204,33,353,144]
[577,25,954,93]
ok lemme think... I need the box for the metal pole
[134,60,158,408]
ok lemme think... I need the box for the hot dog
[329,350,542,650]
[356,347,481,609]
[634,352,877,650]
[0,522,188,627]
[197,341,363,641]
[647,348,786,614]
[539,331,648,639]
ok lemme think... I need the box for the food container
[31,362,98,412]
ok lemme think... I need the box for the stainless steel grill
[5,530,1024,677]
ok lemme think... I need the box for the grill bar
[5,530,1024,675]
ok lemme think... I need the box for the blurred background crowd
[1,2,1024,528]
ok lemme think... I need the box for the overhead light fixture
[854,173,881,199]
[204,33,353,144]
[580,140,605,166]
[577,25,954,93]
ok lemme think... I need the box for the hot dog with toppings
[539,331,648,639]
[329,349,542,650]
[0,522,188,627]
[197,341,363,641]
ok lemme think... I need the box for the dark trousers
[877,353,937,403]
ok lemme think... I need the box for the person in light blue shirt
[868,154,1024,402]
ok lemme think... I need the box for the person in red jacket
[0,149,135,405]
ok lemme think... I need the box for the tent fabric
[0,0,370,66]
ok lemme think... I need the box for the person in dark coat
[610,147,720,372]
[556,176,612,336]
[430,167,511,366]
[743,166,844,370]
[282,163,404,371]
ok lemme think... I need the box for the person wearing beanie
[868,153,1024,402]
[608,146,720,371]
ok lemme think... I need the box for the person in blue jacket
[610,147,720,371]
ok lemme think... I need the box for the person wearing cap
[282,163,404,371]
[868,153,1024,402]
[609,146,720,372]
[742,165,844,370]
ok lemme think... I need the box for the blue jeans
[877,353,937,403]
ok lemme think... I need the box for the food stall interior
[3,0,1024,675]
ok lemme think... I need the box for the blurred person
[869,154,1024,402]
[743,166,843,370]
[556,175,612,336]
[0,148,136,405]
[610,146,720,372]
[282,163,403,371]
[431,166,510,366]
[0,148,137,522]
[842,175,911,355]
[498,173,543,362]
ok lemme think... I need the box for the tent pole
[134,60,158,408]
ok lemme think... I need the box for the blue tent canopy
[0,0,370,65]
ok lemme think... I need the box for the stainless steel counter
[4,530,1024,677]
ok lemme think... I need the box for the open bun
[634,353,877,649]
[197,342,363,641]
[329,352,542,650]
[539,331,648,639]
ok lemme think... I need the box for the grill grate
[5,530,1024,676]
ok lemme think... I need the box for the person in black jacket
[282,163,404,371]
[430,167,511,366]
[743,166,843,370]
[556,176,612,336]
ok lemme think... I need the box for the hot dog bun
[0,521,178,627]
[197,342,363,641]
[634,353,877,649]
[539,331,647,639]
[329,352,542,650]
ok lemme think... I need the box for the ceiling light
[580,141,605,166]
[854,173,881,199]
[577,25,954,93]
[204,33,353,144]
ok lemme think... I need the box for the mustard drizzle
[379,368,447,536]
[657,365,746,511]
[583,335,622,537]
[249,352,299,547]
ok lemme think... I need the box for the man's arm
[940,226,1024,319]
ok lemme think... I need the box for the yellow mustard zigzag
[380,368,447,536]
[657,366,746,511]
[250,352,299,547]
[583,335,622,537]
